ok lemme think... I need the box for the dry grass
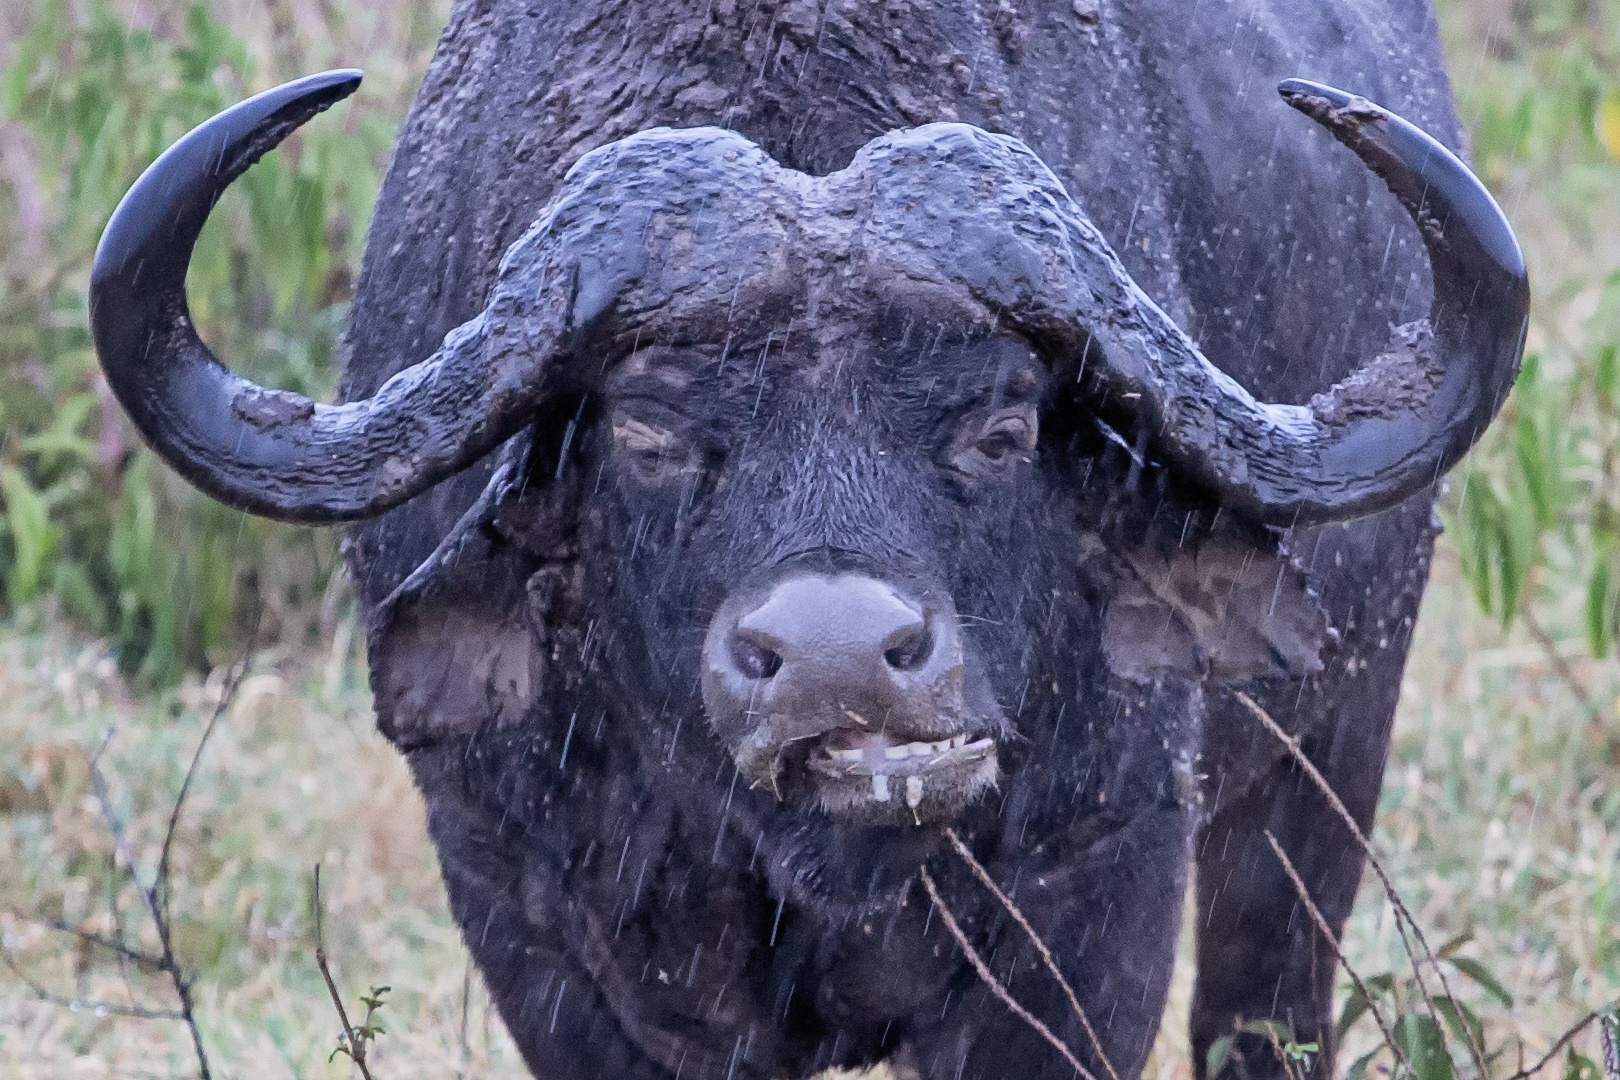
[0,552,1613,1078]
[0,621,528,1078]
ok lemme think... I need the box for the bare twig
[313,864,377,1080]
[1498,1012,1603,1080]
[9,911,167,972]
[941,827,1121,1080]
[87,737,212,1079]
[1,950,183,1020]
[918,867,1099,1080]
[159,631,258,902]
[1521,608,1597,715]
[1600,1012,1618,1080]
[1262,832,1406,1073]
[1235,692,1490,1079]
[69,625,256,1079]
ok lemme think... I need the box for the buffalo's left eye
[947,404,1039,478]
[613,415,689,484]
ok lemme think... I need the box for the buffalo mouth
[702,572,1005,825]
[778,722,1001,824]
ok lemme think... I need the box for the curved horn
[1065,81,1528,527]
[90,71,554,524]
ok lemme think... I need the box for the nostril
[883,624,933,672]
[730,632,783,680]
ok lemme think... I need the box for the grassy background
[1,0,1618,1077]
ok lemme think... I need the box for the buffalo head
[89,71,1526,835]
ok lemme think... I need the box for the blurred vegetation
[1438,0,1620,655]
[0,0,440,684]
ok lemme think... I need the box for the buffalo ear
[366,438,560,747]
[1100,522,1333,686]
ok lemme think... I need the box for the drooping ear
[1099,511,1335,686]
[366,436,572,747]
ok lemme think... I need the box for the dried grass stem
[941,827,1121,1080]
[918,867,1099,1080]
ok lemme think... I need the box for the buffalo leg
[1190,503,1436,1080]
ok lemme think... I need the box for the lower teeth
[905,775,924,809]
[871,773,891,802]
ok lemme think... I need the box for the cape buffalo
[89,3,1526,1078]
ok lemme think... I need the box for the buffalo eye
[612,415,689,485]
[947,404,1039,478]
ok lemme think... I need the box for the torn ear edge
[367,436,562,748]
[1098,517,1338,687]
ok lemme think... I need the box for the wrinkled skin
[336,2,1461,1078]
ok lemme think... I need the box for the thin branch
[1600,1012,1618,1080]
[1234,692,1490,1080]
[1262,832,1406,1073]
[1,950,184,1021]
[159,622,259,900]
[314,864,376,1080]
[1521,608,1597,715]
[9,911,167,972]
[918,867,1099,1080]
[87,740,212,1080]
[941,827,1121,1080]
[1498,1012,1602,1080]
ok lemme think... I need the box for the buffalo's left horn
[1056,80,1527,527]
[90,71,556,524]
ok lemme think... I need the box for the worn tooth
[872,773,891,801]
[951,734,967,748]
[884,744,910,760]
[905,775,924,809]
[828,747,864,762]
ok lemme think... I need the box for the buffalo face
[588,303,1063,825]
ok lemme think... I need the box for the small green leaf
[1345,1049,1379,1080]
[1588,561,1614,658]
[1449,957,1515,1008]
[1598,345,1620,408]
[1206,1035,1234,1078]
[1432,996,1484,1053]
[1436,931,1473,959]
[1,465,59,606]
[1395,1012,1456,1080]
[1339,984,1374,1043]
[1563,1045,1601,1080]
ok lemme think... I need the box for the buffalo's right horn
[90,71,559,524]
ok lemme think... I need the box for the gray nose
[703,575,962,735]
[732,576,934,681]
